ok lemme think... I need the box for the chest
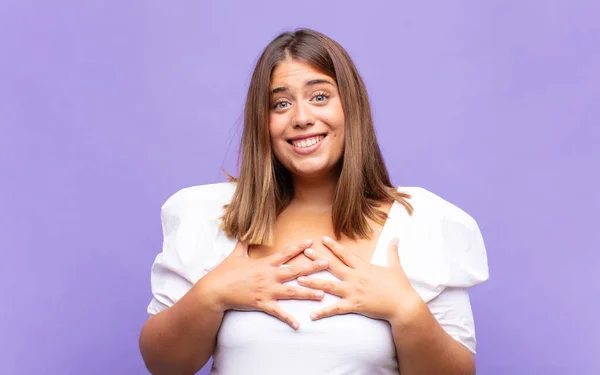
[248,206,388,265]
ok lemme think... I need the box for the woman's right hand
[196,239,328,329]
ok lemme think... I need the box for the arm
[138,188,223,375]
[139,277,222,375]
[390,289,476,375]
[140,237,327,375]
[388,188,488,374]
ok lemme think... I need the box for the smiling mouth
[287,134,326,148]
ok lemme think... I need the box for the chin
[288,163,337,179]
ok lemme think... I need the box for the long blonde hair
[221,28,413,246]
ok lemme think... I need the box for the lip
[286,132,327,142]
[288,134,327,155]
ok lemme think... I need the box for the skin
[139,59,476,375]
[268,57,346,189]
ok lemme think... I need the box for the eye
[273,100,290,109]
[311,92,330,103]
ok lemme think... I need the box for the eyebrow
[270,78,335,94]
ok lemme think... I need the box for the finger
[297,276,346,297]
[387,237,401,267]
[310,302,352,321]
[262,303,300,330]
[268,240,313,266]
[304,248,349,279]
[322,236,359,268]
[302,247,323,261]
[277,258,329,282]
[274,285,325,301]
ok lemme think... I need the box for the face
[269,59,345,180]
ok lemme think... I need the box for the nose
[292,101,315,129]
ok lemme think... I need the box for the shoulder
[152,182,238,284]
[147,182,237,314]
[390,186,489,300]
[161,181,237,212]
[161,181,237,221]
[398,186,478,228]
[158,182,237,265]
[395,186,483,249]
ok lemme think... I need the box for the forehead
[270,59,332,86]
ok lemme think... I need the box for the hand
[199,239,329,329]
[298,236,424,325]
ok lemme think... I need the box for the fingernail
[298,276,306,284]
[314,290,324,298]
[322,236,331,243]
[392,237,399,246]
[304,248,314,256]
[318,260,329,267]
[310,313,317,320]
[292,322,299,329]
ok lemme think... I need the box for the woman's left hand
[298,236,425,325]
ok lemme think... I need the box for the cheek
[268,116,276,136]
[331,112,345,151]
[268,117,288,156]
[324,103,345,130]
[268,116,285,140]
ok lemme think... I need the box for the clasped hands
[201,236,425,330]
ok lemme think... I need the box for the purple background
[1,1,599,374]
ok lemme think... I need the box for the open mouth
[287,134,326,148]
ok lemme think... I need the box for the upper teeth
[292,135,325,148]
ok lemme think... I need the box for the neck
[291,172,339,210]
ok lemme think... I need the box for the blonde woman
[139,28,489,375]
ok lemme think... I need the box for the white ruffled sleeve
[392,187,490,353]
[146,183,237,315]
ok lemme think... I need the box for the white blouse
[146,182,489,375]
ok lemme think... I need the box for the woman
[139,28,489,375]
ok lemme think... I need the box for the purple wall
[1,1,598,374]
